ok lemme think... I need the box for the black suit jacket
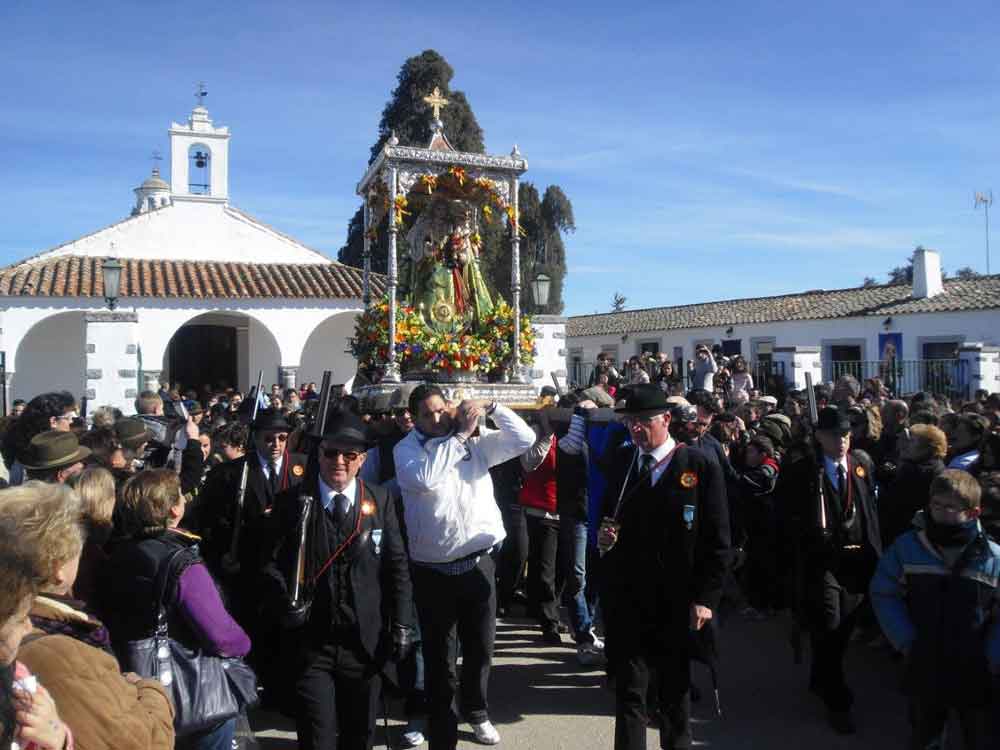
[262,478,412,664]
[199,451,308,573]
[600,442,730,643]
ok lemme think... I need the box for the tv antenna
[974,190,992,275]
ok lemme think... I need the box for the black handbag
[123,546,258,737]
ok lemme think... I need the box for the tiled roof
[0,256,385,300]
[567,275,1000,337]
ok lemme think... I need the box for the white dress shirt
[823,455,849,490]
[257,451,284,480]
[394,405,536,563]
[319,476,356,514]
[639,435,677,487]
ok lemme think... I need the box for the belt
[414,546,494,576]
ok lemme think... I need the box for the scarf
[925,515,979,549]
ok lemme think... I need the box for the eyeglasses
[623,415,657,427]
[263,433,289,444]
[322,448,361,462]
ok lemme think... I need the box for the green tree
[338,50,575,317]
[953,266,982,280]
[338,50,485,270]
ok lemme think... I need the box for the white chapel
[0,100,376,414]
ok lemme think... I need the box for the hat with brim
[816,406,851,436]
[115,418,154,450]
[23,430,92,471]
[321,412,371,451]
[759,396,778,406]
[614,383,671,417]
[252,408,291,433]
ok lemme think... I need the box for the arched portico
[298,311,360,387]
[12,312,87,403]
[157,311,282,394]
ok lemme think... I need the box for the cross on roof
[195,82,208,106]
[151,150,163,165]
[422,87,449,120]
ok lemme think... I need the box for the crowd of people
[0,370,998,750]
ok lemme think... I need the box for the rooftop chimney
[912,247,943,299]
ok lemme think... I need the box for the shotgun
[223,369,264,574]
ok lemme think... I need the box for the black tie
[332,493,350,524]
[268,460,279,496]
[836,463,848,510]
[639,454,656,485]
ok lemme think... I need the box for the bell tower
[168,83,230,202]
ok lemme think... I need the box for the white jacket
[394,405,536,563]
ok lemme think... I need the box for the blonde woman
[0,481,174,750]
[67,467,117,609]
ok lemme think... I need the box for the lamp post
[530,272,551,309]
[101,257,123,311]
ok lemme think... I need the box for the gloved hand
[391,623,414,662]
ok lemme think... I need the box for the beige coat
[18,596,175,750]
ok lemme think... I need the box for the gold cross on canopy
[423,87,449,119]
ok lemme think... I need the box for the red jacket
[519,437,557,514]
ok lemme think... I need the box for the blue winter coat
[870,514,1000,707]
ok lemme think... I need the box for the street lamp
[530,272,551,309]
[102,257,123,311]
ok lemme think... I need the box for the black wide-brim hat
[252,408,291,433]
[115,417,155,450]
[614,383,671,417]
[322,411,372,451]
[816,406,851,436]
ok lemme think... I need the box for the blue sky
[2,0,999,316]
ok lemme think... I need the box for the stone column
[529,315,567,393]
[509,175,525,384]
[959,343,1000,400]
[362,196,372,308]
[773,346,822,392]
[85,311,140,416]
[279,365,299,392]
[383,167,401,383]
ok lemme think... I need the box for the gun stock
[225,369,265,572]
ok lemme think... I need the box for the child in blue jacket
[871,469,1000,750]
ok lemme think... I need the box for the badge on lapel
[372,528,383,555]
[292,464,305,478]
[361,500,376,516]
[683,504,696,530]
[855,465,866,478]
[680,471,698,489]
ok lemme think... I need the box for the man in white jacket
[395,384,535,749]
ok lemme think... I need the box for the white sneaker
[400,719,426,748]
[471,719,501,745]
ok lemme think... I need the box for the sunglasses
[322,448,361,462]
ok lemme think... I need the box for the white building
[0,102,378,414]
[566,248,1000,397]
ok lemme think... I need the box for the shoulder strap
[151,545,194,628]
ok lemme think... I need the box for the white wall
[12,312,86,402]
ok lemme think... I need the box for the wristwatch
[485,401,498,415]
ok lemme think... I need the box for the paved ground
[250,607,922,750]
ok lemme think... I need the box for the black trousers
[909,699,988,750]
[412,554,496,750]
[808,571,864,712]
[524,514,560,632]
[294,635,380,750]
[497,504,527,610]
[614,641,692,750]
